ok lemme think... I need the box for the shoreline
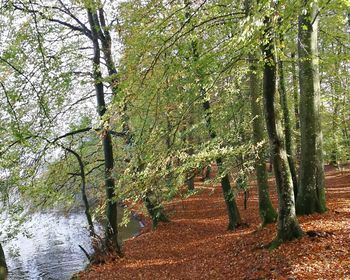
[77,167,350,279]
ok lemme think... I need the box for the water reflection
[4,207,141,280]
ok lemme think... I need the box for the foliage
[0,0,349,269]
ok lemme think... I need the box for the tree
[244,0,277,226]
[248,57,278,225]
[3,1,347,269]
[116,0,248,230]
[318,0,350,166]
[0,243,7,280]
[296,0,326,215]
[291,52,300,132]
[186,0,242,230]
[278,59,298,199]
[86,5,120,253]
[1,0,123,253]
[262,10,302,245]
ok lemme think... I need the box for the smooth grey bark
[87,10,120,253]
[330,87,339,166]
[291,53,300,131]
[245,0,277,226]
[262,17,302,244]
[296,1,326,215]
[291,52,301,162]
[248,56,277,225]
[278,60,298,200]
[341,95,350,154]
[0,243,7,280]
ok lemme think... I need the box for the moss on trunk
[262,16,303,244]
[278,60,298,200]
[296,1,326,215]
[248,56,277,226]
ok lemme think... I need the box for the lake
[3,207,141,280]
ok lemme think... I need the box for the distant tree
[186,0,242,230]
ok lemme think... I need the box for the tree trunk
[330,92,339,166]
[341,95,350,154]
[291,53,300,131]
[165,115,175,188]
[183,0,196,192]
[87,10,120,253]
[65,147,95,237]
[186,174,195,191]
[262,17,302,245]
[183,112,195,191]
[93,7,170,224]
[0,243,7,280]
[203,165,211,180]
[248,56,277,226]
[186,116,195,191]
[143,191,169,228]
[217,158,242,230]
[291,52,301,162]
[278,60,298,200]
[187,0,241,230]
[296,1,326,215]
[203,99,242,230]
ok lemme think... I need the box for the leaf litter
[78,166,350,279]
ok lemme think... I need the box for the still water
[4,208,141,280]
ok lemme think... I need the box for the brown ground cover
[78,166,350,279]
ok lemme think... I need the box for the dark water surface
[4,207,141,280]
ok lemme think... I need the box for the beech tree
[1,0,123,253]
[296,0,326,215]
[0,1,348,270]
[86,3,120,253]
[278,58,298,199]
[186,0,242,230]
[261,6,302,245]
[244,0,277,226]
[318,1,350,166]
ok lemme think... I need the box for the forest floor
[78,165,350,280]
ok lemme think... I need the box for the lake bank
[78,167,350,279]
